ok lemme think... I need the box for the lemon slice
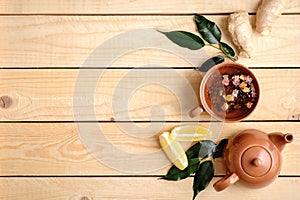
[170,125,212,141]
[159,132,188,170]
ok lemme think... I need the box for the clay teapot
[213,129,293,191]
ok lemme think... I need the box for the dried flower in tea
[208,73,257,114]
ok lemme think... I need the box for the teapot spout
[268,133,293,152]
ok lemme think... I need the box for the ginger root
[256,0,288,35]
[228,11,253,58]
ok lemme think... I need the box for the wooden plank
[0,122,299,175]
[0,177,299,200]
[0,0,299,14]
[0,69,299,121]
[0,15,299,68]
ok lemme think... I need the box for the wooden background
[0,0,299,199]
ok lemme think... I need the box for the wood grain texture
[1,0,299,199]
[0,69,299,121]
[0,15,299,67]
[0,177,299,200]
[0,0,299,14]
[0,122,299,175]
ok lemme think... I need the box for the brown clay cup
[189,62,260,122]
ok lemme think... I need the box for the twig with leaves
[161,139,228,200]
[159,15,237,63]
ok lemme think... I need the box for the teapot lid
[241,146,272,177]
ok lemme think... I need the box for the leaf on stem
[195,55,225,72]
[194,15,221,44]
[220,42,238,61]
[213,139,229,158]
[186,140,216,159]
[161,158,200,181]
[159,31,205,50]
[192,160,214,200]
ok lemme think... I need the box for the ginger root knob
[228,11,253,58]
[256,0,288,35]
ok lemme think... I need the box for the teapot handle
[213,172,239,192]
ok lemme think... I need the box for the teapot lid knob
[252,158,262,167]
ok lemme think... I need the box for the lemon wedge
[170,125,212,141]
[159,132,188,170]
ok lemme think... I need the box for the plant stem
[206,43,220,50]
[225,54,237,62]
[199,156,213,164]
[206,44,236,62]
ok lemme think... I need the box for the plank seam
[1,175,299,178]
[0,13,299,16]
[0,120,299,123]
[1,67,300,70]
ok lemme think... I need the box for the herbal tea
[208,73,257,113]
[202,64,259,121]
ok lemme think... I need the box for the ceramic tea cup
[190,62,260,122]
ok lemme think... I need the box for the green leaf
[159,31,205,50]
[186,140,216,159]
[195,55,225,72]
[213,139,228,158]
[193,160,214,200]
[220,42,238,61]
[194,15,221,44]
[161,158,200,181]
